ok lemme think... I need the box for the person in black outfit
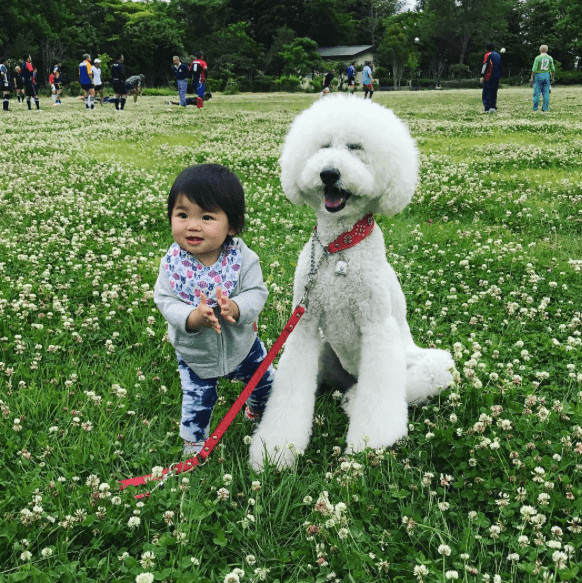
[322,69,334,95]
[20,54,40,110]
[111,54,127,111]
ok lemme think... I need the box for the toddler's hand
[192,292,221,334]
[216,287,239,324]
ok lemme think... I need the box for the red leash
[119,305,305,498]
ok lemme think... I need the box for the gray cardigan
[154,238,268,378]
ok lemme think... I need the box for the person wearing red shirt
[20,54,40,110]
[189,51,208,108]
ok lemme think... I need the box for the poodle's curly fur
[250,95,454,470]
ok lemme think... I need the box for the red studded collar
[317,214,375,254]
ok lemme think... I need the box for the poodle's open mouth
[324,187,351,213]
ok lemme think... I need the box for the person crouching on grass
[154,164,274,458]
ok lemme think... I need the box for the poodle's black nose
[320,167,340,186]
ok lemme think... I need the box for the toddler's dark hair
[167,164,245,234]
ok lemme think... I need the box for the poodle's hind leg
[344,318,408,453]
[249,318,323,471]
[317,341,356,392]
[405,346,455,404]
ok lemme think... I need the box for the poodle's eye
[321,143,332,149]
[347,143,363,151]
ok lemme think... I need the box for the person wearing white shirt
[92,59,104,106]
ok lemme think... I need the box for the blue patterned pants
[177,337,274,442]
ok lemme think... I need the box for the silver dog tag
[335,260,348,275]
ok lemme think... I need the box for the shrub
[555,70,582,85]
[449,63,472,78]
[223,79,239,95]
[274,75,302,92]
[440,77,481,89]
[142,87,175,96]
[68,81,81,96]
[207,78,224,92]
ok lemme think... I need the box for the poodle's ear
[279,154,304,206]
[374,128,420,216]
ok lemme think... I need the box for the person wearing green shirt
[529,45,555,113]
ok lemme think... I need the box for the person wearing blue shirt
[1,57,11,111]
[173,56,189,107]
[79,53,95,109]
[361,61,375,99]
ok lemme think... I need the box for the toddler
[154,164,274,457]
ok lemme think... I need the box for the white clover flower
[135,574,154,583]
[140,551,155,568]
[445,571,459,580]
[151,466,164,479]
[223,572,240,583]
[216,487,230,500]
[41,547,53,557]
[20,550,32,561]
[128,516,141,529]
[552,551,568,569]
[437,544,451,556]
[413,564,429,576]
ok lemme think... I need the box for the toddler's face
[171,194,235,266]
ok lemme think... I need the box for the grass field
[1,87,581,583]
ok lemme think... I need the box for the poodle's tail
[405,347,455,403]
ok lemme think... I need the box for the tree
[207,22,264,88]
[378,11,419,88]
[279,37,323,78]
[264,26,297,75]
[416,0,512,67]
[361,0,402,44]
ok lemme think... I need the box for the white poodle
[250,94,454,470]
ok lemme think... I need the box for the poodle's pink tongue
[324,193,345,209]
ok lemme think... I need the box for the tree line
[1,0,581,91]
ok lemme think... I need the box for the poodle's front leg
[344,317,408,452]
[249,317,322,471]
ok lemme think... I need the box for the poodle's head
[280,94,418,218]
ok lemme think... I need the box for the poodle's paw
[249,431,304,472]
[344,420,408,454]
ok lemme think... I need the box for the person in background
[1,56,11,112]
[529,44,555,113]
[13,65,25,104]
[92,58,104,106]
[347,61,356,94]
[20,54,40,110]
[32,67,39,95]
[79,53,95,109]
[125,73,144,104]
[361,60,375,99]
[53,61,63,105]
[189,52,207,109]
[479,43,502,113]
[322,69,334,95]
[111,54,127,111]
[49,69,57,105]
[173,56,189,107]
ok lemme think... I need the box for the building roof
[317,45,375,59]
